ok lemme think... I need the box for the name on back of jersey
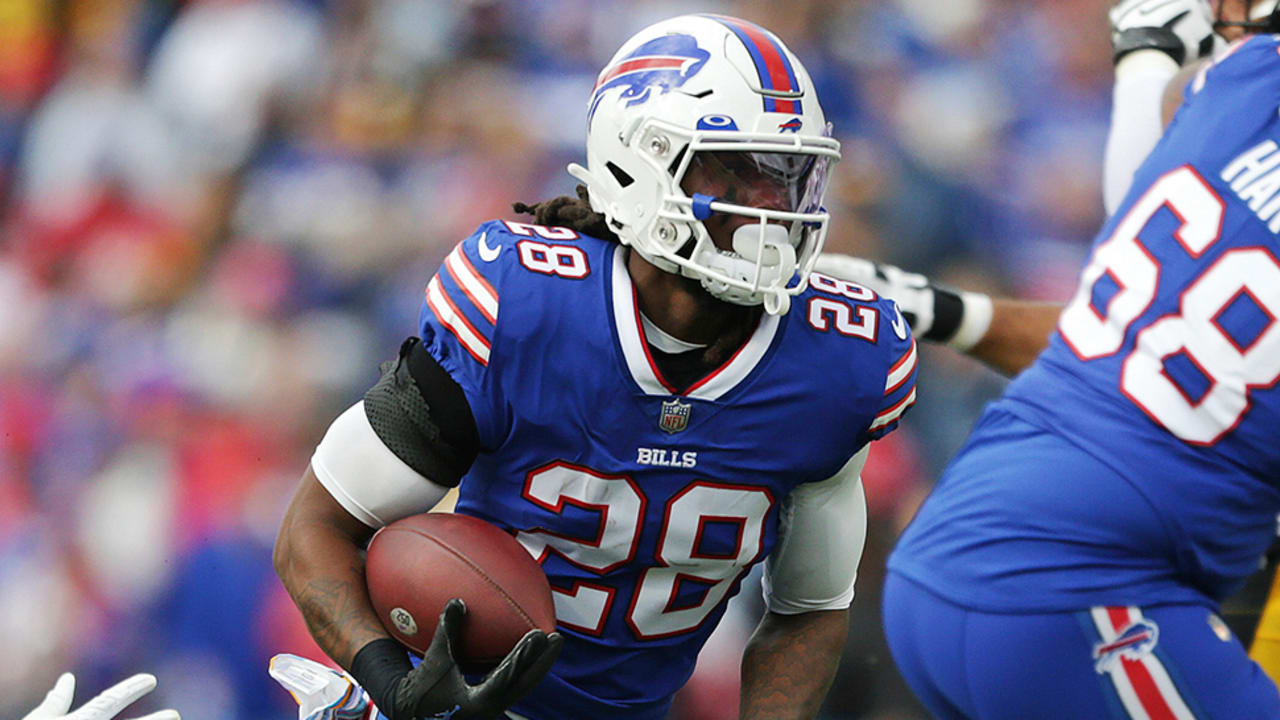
[1222,139,1280,234]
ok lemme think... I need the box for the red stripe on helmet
[594,57,687,91]
[720,18,797,94]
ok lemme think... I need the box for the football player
[273,14,917,720]
[826,0,1280,717]
[22,673,179,720]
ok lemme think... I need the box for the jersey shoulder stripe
[868,315,918,438]
[443,240,498,324]
[884,337,917,395]
[422,219,602,371]
[871,386,917,433]
[426,274,492,365]
[423,222,518,367]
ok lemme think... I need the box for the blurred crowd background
[0,0,1117,717]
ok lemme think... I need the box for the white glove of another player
[269,654,374,720]
[812,253,993,352]
[22,673,179,720]
[1110,0,1217,65]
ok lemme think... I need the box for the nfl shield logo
[659,399,691,434]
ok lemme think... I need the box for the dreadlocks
[513,185,620,243]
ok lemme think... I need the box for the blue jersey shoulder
[1189,34,1280,101]
[793,270,919,443]
[418,219,608,362]
[418,221,506,376]
[417,219,612,442]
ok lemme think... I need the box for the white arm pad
[311,401,453,528]
[1104,50,1179,215]
[762,446,869,615]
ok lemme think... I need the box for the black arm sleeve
[362,337,480,488]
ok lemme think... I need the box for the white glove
[22,673,179,720]
[269,654,373,720]
[812,253,993,352]
[1110,0,1217,65]
[814,254,938,331]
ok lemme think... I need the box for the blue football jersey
[891,36,1280,613]
[417,218,916,719]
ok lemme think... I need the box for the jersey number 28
[515,461,772,640]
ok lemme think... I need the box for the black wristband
[924,286,965,343]
[350,638,413,718]
[1112,27,1186,65]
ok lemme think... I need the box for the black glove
[351,599,563,720]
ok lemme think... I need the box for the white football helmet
[568,14,841,315]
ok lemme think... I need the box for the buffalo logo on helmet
[588,34,711,124]
[778,118,803,133]
[1092,618,1159,674]
[658,398,692,434]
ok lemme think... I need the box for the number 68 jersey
[891,35,1280,614]
[419,219,916,719]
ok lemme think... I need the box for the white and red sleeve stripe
[870,388,916,432]
[443,243,498,324]
[883,338,917,396]
[870,340,918,432]
[425,275,492,366]
[424,241,501,366]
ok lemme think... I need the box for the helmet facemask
[661,127,837,315]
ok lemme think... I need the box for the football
[365,512,557,672]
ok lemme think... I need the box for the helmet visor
[682,150,833,215]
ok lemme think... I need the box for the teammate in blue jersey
[822,1,1280,717]
[272,14,917,720]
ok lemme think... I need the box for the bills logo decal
[1093,618,1158,674]
[589,34,710,124]
[1089,607,1195,719]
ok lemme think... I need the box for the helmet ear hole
[606,162,635,188]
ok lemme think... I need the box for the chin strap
[763,292,789,316]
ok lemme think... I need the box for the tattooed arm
[274,461,560,720]
[273,466,388,668]
[739,608,850,720]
